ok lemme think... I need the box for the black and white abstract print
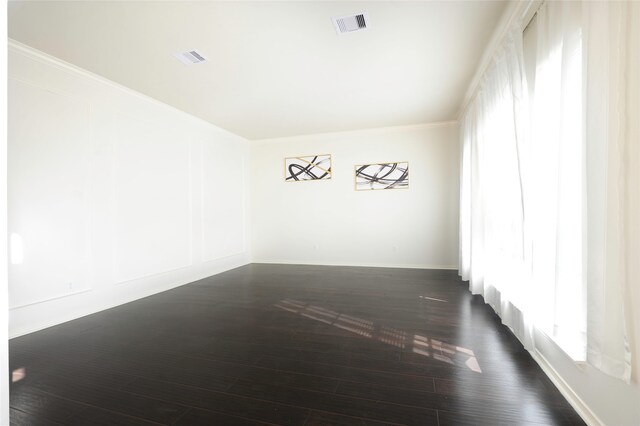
[355,162,409,190]
[285,154,332,181]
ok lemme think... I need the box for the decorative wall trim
[9,254,250,339]
[8,76,94,309]
[111,111,193,285]
[531,349,604,426]
[8,40,251,339]
[9,289,93,311]
[202,250,247,265]
[114,264,192,287]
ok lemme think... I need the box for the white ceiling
[8,1,507,140]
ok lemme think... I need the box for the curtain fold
[459,0,634,382]
[582,0,634,382]
[459,26,534,350]
[530,0,586,361]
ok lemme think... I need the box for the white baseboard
[531,350,604,426]
[9,256,250,339]
[252,260,459,270]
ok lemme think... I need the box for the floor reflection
[274,298,482,373]
[12,367,26,383]
[418,295,448,303]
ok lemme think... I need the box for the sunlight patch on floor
[274,298,481,373]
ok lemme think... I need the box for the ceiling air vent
[332,12,370,35]
[174,49,208,66]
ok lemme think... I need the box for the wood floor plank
[10,408,65,426]
[335,379,570,425]
[228,379,439,425]
[123,377,310,425]
[436,410,549,426]
[9,264,584,426]
[11,354,138,391]
[256,355,438,393]
[172,408,273,426]
[303,411,394,426]
[10,386,85,423]
[64,406,164,426]
[24,374,188,424]
[87,349,341,394]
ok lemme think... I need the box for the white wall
[1,8,10,425]
[251,123,459,269]
[7,41,251,338]
[533,330,640,425]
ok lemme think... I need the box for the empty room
[2,0,639,425]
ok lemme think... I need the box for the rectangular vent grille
[174,49,208,66]
[333,12,370,35]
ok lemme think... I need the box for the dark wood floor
[9,264,584,425]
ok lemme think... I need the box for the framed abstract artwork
[285,154,332,181]
[355,162,409,191]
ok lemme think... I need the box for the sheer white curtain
[459,26,534,350]
[582,0,635,382]
[459,0,634,381]
[530,0,585,361]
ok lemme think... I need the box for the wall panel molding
[8,76,93,309]
[8,41,251,336]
